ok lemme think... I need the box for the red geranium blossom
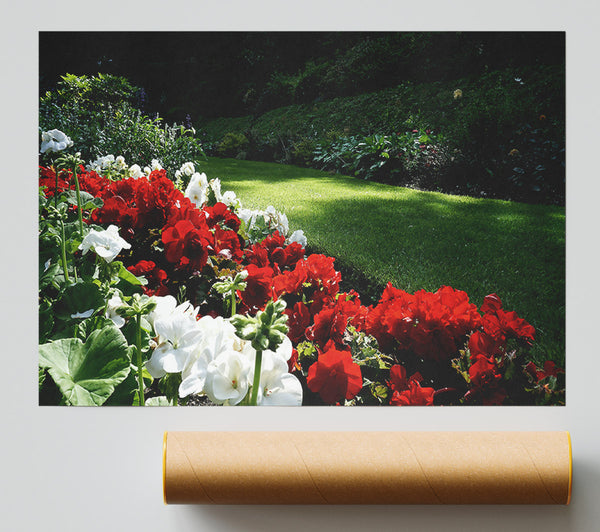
[390,381,435,406]
[306,292,368,348]
[387,364,434,406]
[238,264,275,312]
[366,284,481,361]
[284,301,312,344]
[161,219,211,271]
[307,347,362,404]
[525,360,564,382]
[465,356,506,405]
[127,260,169,296]
[204,202,241,232]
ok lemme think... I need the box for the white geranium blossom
[179,316,238,398]
[151,159,163,171]
[287,229,307,248]
[263,206,289,236]
[128,164,143,178]
[146,314,204,378]
[40,129,73,154]
[184,172,210,208]
[105,293,126,328]
[115,155,127,170]
[204,351,251,405]
[180,162,195,176]
[252,351,303,406]
[78,224,131,263]
[238,208,259,227]
[146,296,203,378]
[220,190,239,208]
[210,178,222,202]
[146,295,198,329]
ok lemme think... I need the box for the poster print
[38,32,565,406]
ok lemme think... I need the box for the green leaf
[116,262,146,286]
[39,260,61,290]
[159,373,182,405]
[104,370,139,406]
[39,325,131,406]
[61,190,104,211]
[55,281,104,319]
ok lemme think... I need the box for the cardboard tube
[163,431,572,505]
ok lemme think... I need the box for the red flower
[212,226,243,261]
[366,285,481,361]
[468,330,503,361]
[307,347,362,404]
[284,301,312,344]
[387,365,434,405]
[481,293,503,314]
[306,292,368,348]
[161,219,211,271]
[466,357,506,405]
[482,310,535,344]
[238,264,275,312]
[127,260,169,296]
[205,202,241,232]
[390,381,435,406]
[525,360,564,382]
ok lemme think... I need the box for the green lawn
[202,157,565,366]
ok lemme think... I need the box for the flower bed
[38,137,564,406]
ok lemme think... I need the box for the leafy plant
[40,73,206,176]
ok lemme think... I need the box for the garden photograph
[38,31,565,407]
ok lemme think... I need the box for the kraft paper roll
[163,431,572,505]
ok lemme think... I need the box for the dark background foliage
[39,32,564,122]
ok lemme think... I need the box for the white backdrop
[3,2,599,530]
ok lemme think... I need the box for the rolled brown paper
[163,431,572,505]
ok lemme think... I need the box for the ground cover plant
[38,130,564,406]
[199,66,564,205]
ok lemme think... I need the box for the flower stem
[60,218,70,283]
[230,291,236,317]
[250,349,263,406]
[73,165,84,238]
[135,314,145,406]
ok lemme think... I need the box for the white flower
[105,293,126,328]
[180,162,195,176]
[210,178,222,202]
[86,154,116,173]
[146,314,204,378]
[151,159,163,171]
[128,164,143,179]
[264,206,289,236]
[70,309,95,319]
[204,350,251,405]
[40,129,73,154]
[115,155,127,170]
[252,351,303,406]
[238,208,258,227]
[184,172,210,208]
[220,190,239,208]
[179,316,238,398]
[288,229,307,248]
[78,224,131,263]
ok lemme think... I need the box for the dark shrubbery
[199,66,564,204]
[40,73,205,176]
